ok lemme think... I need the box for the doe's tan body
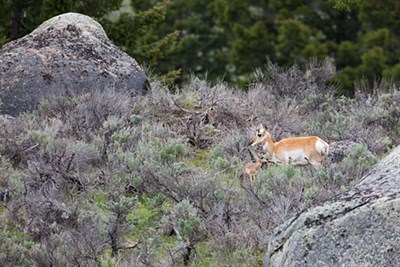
[249,124,329,168]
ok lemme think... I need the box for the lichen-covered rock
[0,12,149,116]
[265,146,400,267]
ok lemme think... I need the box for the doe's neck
[262,132,276,156]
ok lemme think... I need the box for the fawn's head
[256,153,268,164]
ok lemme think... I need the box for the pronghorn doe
[249,124,329,169]
[244,153,268,183]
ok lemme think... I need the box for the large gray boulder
[0,12,149,116]
[265,146,400,267]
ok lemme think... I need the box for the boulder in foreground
[265,146,400,267]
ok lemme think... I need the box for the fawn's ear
[263,124,268,131]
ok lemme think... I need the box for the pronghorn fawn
[244,153,268,183]
[249,124,329,169]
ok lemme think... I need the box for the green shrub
[0,227,34,267]
[159,140,188,162]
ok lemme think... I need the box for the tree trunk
[9,0,24,39]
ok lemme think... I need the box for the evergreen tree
[0,0,122,43]
[103,0,180,84]
[0,0,12,47]
[155,0,230,82]
[276,19,313,66]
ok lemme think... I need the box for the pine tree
[0,0,122,42]
[102,0,180,84]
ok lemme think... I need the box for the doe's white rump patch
[316,139,328,155]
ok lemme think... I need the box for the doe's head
[249,124,268,146]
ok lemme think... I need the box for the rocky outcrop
[0,12,149,116]
[265,146,400,267]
